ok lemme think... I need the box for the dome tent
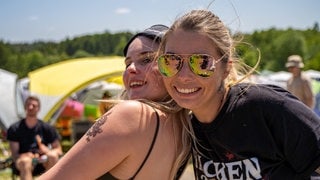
[28,56,124,122]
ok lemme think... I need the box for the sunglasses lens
[158,55,181,77]
[189,54,214,77]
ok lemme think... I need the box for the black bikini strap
[130,107,160,179]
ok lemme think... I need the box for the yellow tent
[28,56,125,121]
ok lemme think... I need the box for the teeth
[176,87,198,94]
[130,81,145,87]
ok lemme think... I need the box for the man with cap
[286,54,314,108]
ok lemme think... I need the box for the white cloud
[115,7,131,14]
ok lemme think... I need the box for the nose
[27,104,36,110]
[126,63,138,74]
[176,59,194,80]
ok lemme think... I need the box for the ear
[223,59,232,79]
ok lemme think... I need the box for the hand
[19,152,35,159]
[35,135,50,154]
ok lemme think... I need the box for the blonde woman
[158,9,320,179]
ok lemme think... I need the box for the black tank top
[97,108,160,180]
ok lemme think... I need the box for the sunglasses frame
[158,53,226,78]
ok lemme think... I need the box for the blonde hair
[140,99,191,179]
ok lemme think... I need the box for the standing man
[286,55,314,108]
[7,96,62,180]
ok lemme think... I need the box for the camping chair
[0,157,12,170]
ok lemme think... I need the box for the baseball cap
[285,55,304,68]
[123,24,169,56]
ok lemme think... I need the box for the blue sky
[0,0,319,43]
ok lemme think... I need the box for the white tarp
[255,69,320,90]
[0,69,24,130]
[306,69,320,80]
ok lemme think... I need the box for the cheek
[149,71,163,87]
[156,81,168,97]
[162,78,173,92]
[215,63,229,80]
[149,64,162,79]
[122,71,130,89]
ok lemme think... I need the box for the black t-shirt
[7,119,60,154]
[191,83,320,180]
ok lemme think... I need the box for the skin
[287,66,301,77]
[287,66,314,108]
[123,36,168,101]
[39,36,179,180]
[162,29,229,123]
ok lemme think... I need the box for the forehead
[126,36,159,56]
[26,99,39,105]
[165,29,217,55]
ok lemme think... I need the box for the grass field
[0,168,12,180]
[0,140,13,179]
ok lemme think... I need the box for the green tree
[0,41,12,70]
[271,30,306,71]
[1,26,320,79]
[73,50,93,58]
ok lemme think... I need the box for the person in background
[98,90,113,115]
[286,54,314,108]
[157,9,320,179]
[39,24,191,180]
[7,95,62,180]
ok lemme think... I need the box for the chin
[175,99,195,110]
[129,94,144,100]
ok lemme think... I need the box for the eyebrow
[124,51,156,62]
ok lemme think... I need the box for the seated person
[7,95,62,179]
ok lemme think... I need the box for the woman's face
[123,36,168,100]
[161,29,227,111]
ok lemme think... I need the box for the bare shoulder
[111,100,155,120]
[85,100,156,141]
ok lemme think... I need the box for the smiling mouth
[175,87,200,94]
[130,81,146,88]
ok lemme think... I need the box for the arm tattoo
[86,111,110,142]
